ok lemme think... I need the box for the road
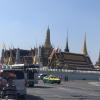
[26,80,100,100]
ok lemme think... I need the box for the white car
[38,73,47,80]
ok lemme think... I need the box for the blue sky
[0,0,100,64]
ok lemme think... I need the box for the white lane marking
[88,82,100,86]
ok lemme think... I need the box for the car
[38,73,47,80]
[43,75,61,84]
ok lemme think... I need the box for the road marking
[88,82,100,86]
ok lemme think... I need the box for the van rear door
[13,70,26,96]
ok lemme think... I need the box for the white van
[2,69,26,98]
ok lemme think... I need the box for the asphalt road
[26,80,100,100]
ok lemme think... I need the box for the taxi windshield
[50,76,57,78]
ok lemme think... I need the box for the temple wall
[40,68,100,80]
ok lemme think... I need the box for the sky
[0,0,100,64]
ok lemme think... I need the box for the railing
[39,67,100,74]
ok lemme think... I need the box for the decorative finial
[83,32,88,55]
[64,31,69,52]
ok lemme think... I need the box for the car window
[44,76,48,78]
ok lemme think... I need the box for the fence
[39,67,100,80]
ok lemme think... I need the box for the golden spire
[98,51,100,63]
[95,50,100,67]
[44,27,52,48]
[82,33,88,56]
[2,42,6,50]
[8,49,13,65]
[31,48,35,64]
[1,43,6,64]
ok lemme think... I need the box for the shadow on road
[26,94,44,100]
[28,85,53,89]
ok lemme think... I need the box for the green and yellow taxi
[43,75,61,84]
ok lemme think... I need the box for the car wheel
[57,82,61,84]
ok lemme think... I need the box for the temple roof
[48,51,94,69]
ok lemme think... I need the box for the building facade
[0,29,94,70]
[48,34,94,70]
[1,27,53,66]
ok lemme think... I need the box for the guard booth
[10,64,39,87]
[25,64,39,87]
